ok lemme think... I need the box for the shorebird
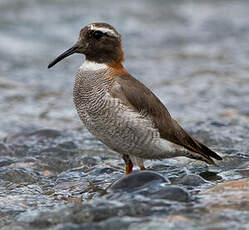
[48,23,222,174]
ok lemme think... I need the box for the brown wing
[112,73,222,163]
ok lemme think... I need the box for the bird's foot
[136,157,146,171]
[123,154,133,174]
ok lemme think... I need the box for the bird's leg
[136,157,146,171]
[122,154,133,174]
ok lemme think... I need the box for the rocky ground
[1,0,249,229]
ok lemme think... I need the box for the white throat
[80,60,108,71]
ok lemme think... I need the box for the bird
[48,22,222,174]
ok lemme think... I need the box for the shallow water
[1,0,249,229]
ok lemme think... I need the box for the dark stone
[210,121,226,127]
[139,186,190,202]
[110,171,168,192]
[176,174,207,186]
[27,129,61,139]
[199,171,223,181]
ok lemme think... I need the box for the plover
[48,23,222,174]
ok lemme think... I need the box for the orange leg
[136,157,146,171]
[122,154,133,174]
[140,166,146,171]
[126,162,133,174]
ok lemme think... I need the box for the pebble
[199,171,223,181]
[139,185,190,202]
[110,171,168,192]
[175,174,207,186]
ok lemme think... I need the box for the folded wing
[111,74,222,164]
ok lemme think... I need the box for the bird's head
[48,23,124,68]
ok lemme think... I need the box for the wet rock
[0,157,14,167]
[189,122,236,149]
[37,155,74,174]
[107,171,188,202]
[175,174,207,186]
[167,215,191,223]
[57,141,77,150]
[91,167,116,175]
[149,163,172,172]
[51,217,142,230]
[127,218,194,230]
[54,171,88,195]
[200,178,249,210]
[236,162,249,177]
[6,144,30,157]
[139,186,190,202]
[39,147,76,158]
[26,129,62,139]
[209,121,226,127]
[5,129,62,146]
[3,129,65,158]
[79,156,98,167]
[199,171,223,181]
[17,200,150,227]
[54,181,88,192]
[218,155,246,172]
[1,224,28,230]
[51,223,86,230]
[0,168,38,183]
[110,171,168,192]
[0,143,10,155]
[36,146,82,173]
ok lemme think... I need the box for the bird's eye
[93,31,103,39]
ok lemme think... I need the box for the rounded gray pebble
[110,171,168,192]
[141,186,190,202]
[176,174,207,186]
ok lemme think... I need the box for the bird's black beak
[48,44,79,69]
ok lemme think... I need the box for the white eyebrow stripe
[89,25,118,37]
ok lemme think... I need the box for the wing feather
[111,74,222,163]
